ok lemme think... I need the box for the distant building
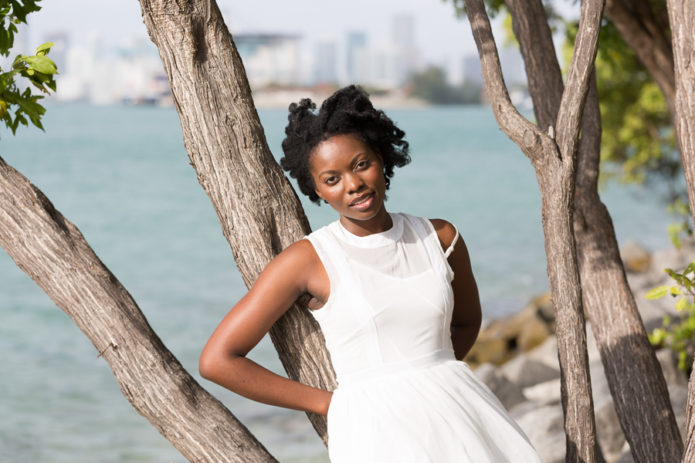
[498,47,527,87]
[461,54,483,87]
[314,41,337,84]
[391,13,420,85]
[234,33,301,88]
[345,31,367,83]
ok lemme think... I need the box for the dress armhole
[417,216,457,283]
[301,237,335,318]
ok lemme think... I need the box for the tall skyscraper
[391,13,419,85]
[314,41,338,84]
[346,31,367,83]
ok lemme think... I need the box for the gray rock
[656,348,689,387]
[511,402,565,463]
[594,392,626,460]
[473,363,527,410]
[613,442,634,463]
[500,355,561,389]
[620,241,651,273]
[525,335,560,370]
[668,384,688,442]
[522,378,561,406]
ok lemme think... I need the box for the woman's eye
[355,160,369,169]
[324,176,338,185]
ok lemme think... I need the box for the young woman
[199,85,541,462]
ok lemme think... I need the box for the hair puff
[280,85,411,204]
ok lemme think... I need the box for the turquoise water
[0,104,674,462]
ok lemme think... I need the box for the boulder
[619,241,651,273]
[500,356,561,389]
[525,335,560,370]
[511,401,565,463]
[473,363,527,410]
[655,348,689,388]
[465,301,553,367]
[522,378,561,406]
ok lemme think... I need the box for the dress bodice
[305,212,457,385]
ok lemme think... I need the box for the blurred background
[0,1,685,462]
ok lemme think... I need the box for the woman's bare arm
[199,239,333,416]
[431,219,483,360]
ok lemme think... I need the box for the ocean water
[0,103,674,462]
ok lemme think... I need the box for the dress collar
[332,212,403,248]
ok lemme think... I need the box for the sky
[21,0,579,84]
[22,0,534,72]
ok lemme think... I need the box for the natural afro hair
[280,85,410,205]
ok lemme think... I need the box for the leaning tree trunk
[666,0,695,460]
[604,0,675,117]
[462,0,603,460]
[0,157,277,462]
[505,0,683,460]
[137,0,336,442]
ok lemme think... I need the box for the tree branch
[462,0,544,165]
[0,156,277,463]
[555,0,605,166]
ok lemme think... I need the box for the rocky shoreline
[468,238,694,462]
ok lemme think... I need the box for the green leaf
[35,42,53,56]
[646,285,670,300]
[23,55,57,75]
[675,297,687,312]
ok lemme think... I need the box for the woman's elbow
[199,345,225,382]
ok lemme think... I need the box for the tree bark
[462,0,603,460]
[506,0,683,460]
[666,0,695,460]
[0,156,277,463]
[604,0,675,116]
[137,0,336,443]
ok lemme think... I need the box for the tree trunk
[604,0,675,116]
[462,0,603,460]
[505,0,683,460]
[0,157,277,463]
[137,0,336,442]
[666,0,695,460]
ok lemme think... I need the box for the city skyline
[10,1,573,104]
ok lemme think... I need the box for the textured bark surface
[506,0,683,460]
[667,0,695,460]
[462,0,603,460]
[667,0,695,228]
[138,0,336,444]
[0,157,277,463]
[605,0,675,116]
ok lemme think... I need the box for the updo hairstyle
[280,85,411,205]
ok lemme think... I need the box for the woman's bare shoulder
[429,218,458,250]
[267,238,321,275]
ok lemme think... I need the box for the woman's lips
[350,192,374,210]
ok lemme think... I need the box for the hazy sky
[24,1,498,65]
[24,0,577,77]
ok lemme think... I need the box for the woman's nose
[344,172,365,193]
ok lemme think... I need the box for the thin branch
[463,0,544,164]
[555,0,605,165]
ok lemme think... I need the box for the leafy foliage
[0,0,57,134]
[563,19,691,244]
[647,261,695,374]
[407,66,480,105]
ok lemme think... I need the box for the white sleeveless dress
[305,212,541,462]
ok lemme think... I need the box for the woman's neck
[339,207,392,237]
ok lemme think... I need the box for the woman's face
[309,133,389,231]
